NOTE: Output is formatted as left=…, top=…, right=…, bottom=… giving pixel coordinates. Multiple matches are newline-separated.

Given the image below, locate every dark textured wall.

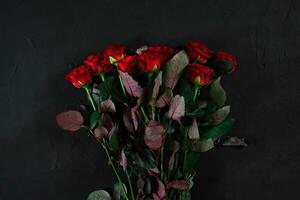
left=1, top=0, right=300, bottom=199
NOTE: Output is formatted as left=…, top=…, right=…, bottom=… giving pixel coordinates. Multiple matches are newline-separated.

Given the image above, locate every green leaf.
left=89, top=111, right=101, bottom=129
left=113, top=183, right=127, bottom=200
left=99, top=76, right=126, bottom=103
left=214, top=60, right=234, bottom=75
left=183, top=151, right=199, bottom=174
left=177, top=76, right=193, bottom=103
left=87, top=190, right=111, bottom=200
left=201, top=117, right=235, bottom=139
left=209, top=77, right=226, bottom=108
left=211, top=106, right=230, bottom=125
left=190, top=138, right=214, bottom=152
left=109, top=130, right=120, bottom=153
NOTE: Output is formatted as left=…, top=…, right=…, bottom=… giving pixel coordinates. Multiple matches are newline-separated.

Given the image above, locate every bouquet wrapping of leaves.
left=56, top=42, right=242, bottom=200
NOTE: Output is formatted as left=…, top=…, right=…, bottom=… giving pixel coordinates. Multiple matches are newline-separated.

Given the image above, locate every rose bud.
left=186, top=41, right=213, bottom=64
left=187, top=64, right=216, bottom=86
left=137, top=53, right=165, bottom=73
left=65, top=65, right=92, bottom=88
left=84, top=53, right=112, bottom=75
left=143, top=46, right=177, bottom=61
left=103, top=44, right=125, bottom=64
left=213, top=51, right=239, bottom=74
left=117, top=56, right=137, bottom=72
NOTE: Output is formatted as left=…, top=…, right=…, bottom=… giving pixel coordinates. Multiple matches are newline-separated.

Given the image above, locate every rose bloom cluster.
left=65, top=42, right=238, bottom=89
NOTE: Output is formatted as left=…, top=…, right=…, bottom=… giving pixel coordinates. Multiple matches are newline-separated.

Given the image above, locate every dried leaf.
left=56, top=111, right=84, bottom=131
left=100, top=99, right=116, bottom=113
left=188, top=119, right=199, bottom=139
left=168, top=95, right=185, bottom=122
left=119, top=148, right=127, bottom=171
left=215, top=136, right=248, bottom=147
left=118, top=70, right=143, bottom=97
left=156, top=88, right=173, bottom=108
left=94, top=126, right=108, bottom=139
left=131, top=109, right=139, bottom=131
left=163, top=51, right=189, bottom=89
left=167, top=180, right=189, bottom=190
left=211, top=106, right=230, bottom=125
left=144, top=121, right=165, bottom=150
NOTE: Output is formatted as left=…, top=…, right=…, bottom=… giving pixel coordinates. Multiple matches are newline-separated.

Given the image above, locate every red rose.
left=117, top=56, right=137, bottom=72
left=137, top=54, right=165, bottom=72
left=187, top=64, right=216, bottom=85
left=144, top=46, right=177, bottom=61
left=103, top=44, right=125, bottom=64
left=84, top=54, right=112, bottom=74
left=214, top=51, right=239, bottom=73
left=186, top=41, right=213, bottom=64
left=65, top=65, right=92, bottom=88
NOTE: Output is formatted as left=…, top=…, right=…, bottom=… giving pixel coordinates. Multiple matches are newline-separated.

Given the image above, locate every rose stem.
left=83, top=86, right=97, bottom=111
left=118, top=73, right=127, bottom=98
left=140, top=107, right=149, bottom=123
left=101, top=141, right=130, bottom=200
left=125, top=169, right=135, bottom=200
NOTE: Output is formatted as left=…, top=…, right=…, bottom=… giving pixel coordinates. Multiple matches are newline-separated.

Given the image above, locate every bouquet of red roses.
left=56, top=42, right=242, bottom=200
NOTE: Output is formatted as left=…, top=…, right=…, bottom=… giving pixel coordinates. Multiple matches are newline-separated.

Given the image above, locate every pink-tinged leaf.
left=188, top=119, right=199, bottom=139
left=56, top=111, right=84, bottom=131
left=168, top=95, right=185, bottom=122
left=152, top=72, right=162, bottom=99
left=156, top=178, right=166, bottom=199
left=100, top=99, right=116, bottom=113
left=163, top=51, right=189, bottom=89
left=123, top=108, right=134, bottom=133
left=167, top=180, right=189, bottom=190
left=136, top=45, right=148, bottom=55
left=156, top=89, right=173, bottom=108
left=168, top=141, right=180, bottom=173
left=101, top=113, right=113, bottom=131
left=152, top=193, right=160, bottom=200
left=119, top=148, right=127, bottom=171
left=131, top=109, right=139, bottom=131
left=94, top=126, right=108, bottom=139
left=144, top=121, right=165, bottom=150
left=118, top=70, right=143, bottom=97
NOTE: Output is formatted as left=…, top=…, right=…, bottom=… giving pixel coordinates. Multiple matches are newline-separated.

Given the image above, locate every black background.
left=1, top=0, right=300, bottom=199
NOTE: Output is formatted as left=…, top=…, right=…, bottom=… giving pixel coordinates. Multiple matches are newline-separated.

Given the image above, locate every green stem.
left=84, top=86, right=97, bottom=111
left=192, top=84, right=200, bottom=102
left=183, top=127, right=189, bottom=174
left=140, top=107, right=149, bottom=123
left=118, top=74, right=127, bottom=98
left=151, top=104, right=156, bottom=120
left=160, top=145, right=164, bottom=180
left=125, top=169, right=135, bottom=200
left=101, top=142, right=130, bottom=200
left=100, top=73, right=105, bottom=82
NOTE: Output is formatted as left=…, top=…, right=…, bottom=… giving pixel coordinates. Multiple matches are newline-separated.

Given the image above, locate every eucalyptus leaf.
left=89, top=111, right=101, bottom=129
left=87, top=190, right=111, bottom=200
left=191, top=139, right=214, bottom=152
left=163, top=50, right=189, bottom=89
left=211, top=105, right=230, bottom=125
left=201, top=117, right=235, bottom=139
left=209, top=77, right=226, bottom=108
